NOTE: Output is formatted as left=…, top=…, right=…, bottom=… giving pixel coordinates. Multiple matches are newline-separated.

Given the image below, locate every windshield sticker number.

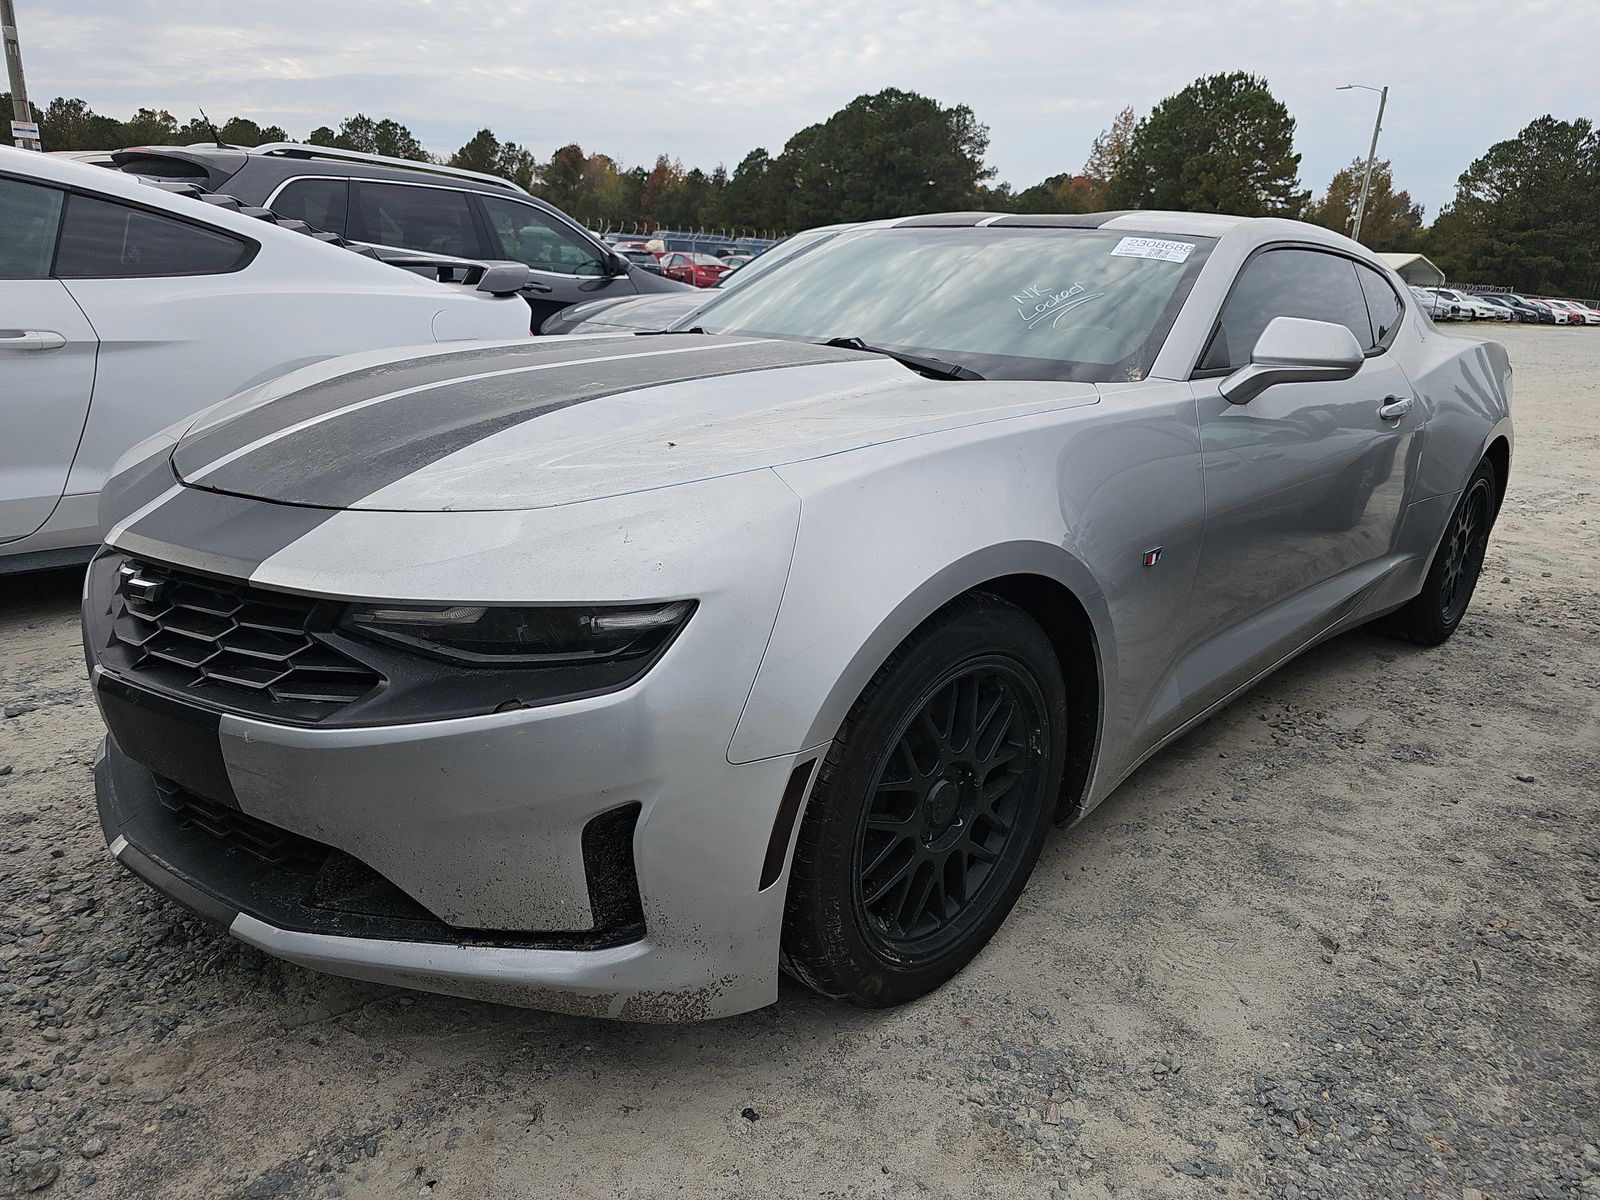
left=1110, top=236, right=1194, bottom=263
left=1014, top=283, right=1105, bottom=330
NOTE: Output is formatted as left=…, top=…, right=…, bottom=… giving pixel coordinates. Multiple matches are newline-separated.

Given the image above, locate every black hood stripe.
left=182, top=339, right=749, bottom=488
left=173, top=335, right=690, bottom=475
left=190, top=339, right=857, bottom=511
left=110, top=485, right=340, bottom=581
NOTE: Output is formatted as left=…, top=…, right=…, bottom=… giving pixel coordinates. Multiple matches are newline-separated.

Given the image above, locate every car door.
left=0, top=177, right=100, bottom=544
left=1181, top=247, right=1418, bottom=705
left=475, top=193, right=637, bottom=329
left=48, top=187, right=265, bottom=517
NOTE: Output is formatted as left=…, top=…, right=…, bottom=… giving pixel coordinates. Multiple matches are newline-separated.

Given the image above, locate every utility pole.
left=1337, top=83, right=1388, bottom=245
left=1, top=0, right=40, bottom=149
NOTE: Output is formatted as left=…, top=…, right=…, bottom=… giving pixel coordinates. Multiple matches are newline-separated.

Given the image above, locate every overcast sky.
left=19, top=1, right=1595, bottom=219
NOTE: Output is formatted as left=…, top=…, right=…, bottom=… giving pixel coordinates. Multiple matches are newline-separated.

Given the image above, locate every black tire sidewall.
left=1384, top=458, right=1499, bottom=646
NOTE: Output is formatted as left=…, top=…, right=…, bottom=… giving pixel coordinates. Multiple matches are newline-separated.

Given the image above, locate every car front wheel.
left=781, top=593, right=1068, bottom=1007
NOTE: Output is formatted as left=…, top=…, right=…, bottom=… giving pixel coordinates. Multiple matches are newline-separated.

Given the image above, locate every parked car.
left=1502, top=295, right=1555, bottom=325
left=0, top=145, right=530, bottom=574
left=1410, top=286, right=1458, bottom=321
left=541, top=225, right=850, bottom=335
left=1431, top=289, right=1499, bottom=321
left=1485, top=294, right=1549, bottom=323
left=1467, top=293, right=1514, bottom=320
left=89, top=209, right=1511, bottom=1020
left=1549, top=299, right=1600, bottom=325
left=1474, top=294, right=1532, bottom=322
left=1523, top=297, right=1572, bottom=324
left=656, top=249, right=732, bottom=286
left=104, top=142, right=690, bottom=329
left=659, top=251, right=733, bottom=288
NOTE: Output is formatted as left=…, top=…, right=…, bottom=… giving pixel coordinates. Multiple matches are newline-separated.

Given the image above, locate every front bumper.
left=93, top=696, right=807, bottom=1020
left=96, top=736, right=796, bottom=1020
left=85, top=472, right=820, bottom=1020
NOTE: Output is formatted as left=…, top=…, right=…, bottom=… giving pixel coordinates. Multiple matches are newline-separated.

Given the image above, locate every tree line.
left=10, top=79, right=1596, bottom=296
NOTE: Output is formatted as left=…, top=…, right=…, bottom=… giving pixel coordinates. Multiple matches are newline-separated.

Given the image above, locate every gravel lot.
left=1, top=324, right=1596, bottom=1200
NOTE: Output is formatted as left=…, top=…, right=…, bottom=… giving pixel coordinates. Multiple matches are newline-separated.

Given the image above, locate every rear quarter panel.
left=1398, top=319, right=1513, bottom=500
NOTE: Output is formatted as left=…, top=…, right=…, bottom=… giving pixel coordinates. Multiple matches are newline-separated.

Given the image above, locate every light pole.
left=0, top=0, right=39, bottom=149
left=1337, top=83, right=1388, bottom=245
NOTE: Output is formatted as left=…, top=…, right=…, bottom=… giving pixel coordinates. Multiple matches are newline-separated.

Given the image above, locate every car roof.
left=113, top=142, right=527, bottom=194
left=855, top=210, right=1382, bottom=256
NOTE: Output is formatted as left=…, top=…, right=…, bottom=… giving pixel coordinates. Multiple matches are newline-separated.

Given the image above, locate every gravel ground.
left=1, top=324, right=1596, bottom=1200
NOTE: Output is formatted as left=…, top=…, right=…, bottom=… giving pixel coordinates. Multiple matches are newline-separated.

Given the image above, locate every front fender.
left=727, top=534, right=1114, bottom=767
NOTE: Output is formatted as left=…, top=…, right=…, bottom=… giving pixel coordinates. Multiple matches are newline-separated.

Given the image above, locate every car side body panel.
left=734, top=382, right=1208, bottom=812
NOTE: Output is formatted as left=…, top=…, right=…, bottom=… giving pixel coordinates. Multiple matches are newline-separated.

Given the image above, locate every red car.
left=659, top=252, right=731, bottom=288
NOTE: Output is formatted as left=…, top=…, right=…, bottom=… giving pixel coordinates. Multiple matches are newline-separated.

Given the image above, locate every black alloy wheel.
left=855, top=658, right=1042, bottom=955
left=781, top=593, right=1068, bottom=1008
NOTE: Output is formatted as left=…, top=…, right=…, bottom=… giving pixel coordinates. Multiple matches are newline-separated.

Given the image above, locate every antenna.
left=197, top=106, right=223, bottom=147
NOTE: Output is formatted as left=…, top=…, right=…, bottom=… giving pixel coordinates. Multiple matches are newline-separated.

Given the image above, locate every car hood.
left=172, top=335, right=1098, bottom=512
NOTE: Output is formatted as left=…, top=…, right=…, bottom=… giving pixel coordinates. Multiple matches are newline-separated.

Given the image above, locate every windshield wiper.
left=821, top=336, right=984, bottom=381
left=638, top=326, right=706, bottom=335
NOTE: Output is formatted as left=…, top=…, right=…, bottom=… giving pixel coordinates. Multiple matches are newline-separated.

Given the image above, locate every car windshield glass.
left=711, top=229, right=836, bottom=291
left=692, top=226, right=1214, bottom=382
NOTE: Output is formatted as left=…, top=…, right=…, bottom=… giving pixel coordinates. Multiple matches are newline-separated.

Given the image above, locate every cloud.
left=15, top=0, right=1595, bottom=216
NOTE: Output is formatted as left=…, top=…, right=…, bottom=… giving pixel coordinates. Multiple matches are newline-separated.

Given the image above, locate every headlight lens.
left=341, top=600, right=696, bottom=666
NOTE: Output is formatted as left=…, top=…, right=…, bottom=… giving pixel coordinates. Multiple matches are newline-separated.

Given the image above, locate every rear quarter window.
left=1355, top=263, right=1403, bottom=347
left=54, top=194, right=254, bottom=278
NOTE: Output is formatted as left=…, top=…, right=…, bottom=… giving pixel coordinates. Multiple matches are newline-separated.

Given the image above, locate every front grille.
left=151, top=775, right=327, bottom=873
left=106, top=558, right=382, bottom=721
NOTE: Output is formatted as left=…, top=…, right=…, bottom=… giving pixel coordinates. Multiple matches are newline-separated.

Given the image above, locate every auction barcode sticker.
left=1110, top=237, right=1194, bottom=263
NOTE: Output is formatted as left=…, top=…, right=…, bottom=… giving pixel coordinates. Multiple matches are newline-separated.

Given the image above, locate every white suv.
left=0, top=147, right=531, bottom=573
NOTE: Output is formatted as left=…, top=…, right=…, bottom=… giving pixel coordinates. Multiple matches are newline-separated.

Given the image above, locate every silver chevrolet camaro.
left=84, top=211, right=1512, bottom=1021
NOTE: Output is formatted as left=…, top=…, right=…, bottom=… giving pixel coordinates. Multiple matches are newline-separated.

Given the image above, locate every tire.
left=1381, top=458, right=1498, bottom=646
left=780, top=592, right=1068, bottom=1007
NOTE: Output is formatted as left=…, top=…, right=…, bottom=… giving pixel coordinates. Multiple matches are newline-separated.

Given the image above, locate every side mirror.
left=472, top=261, right=532, bottom=296
left=607, top=252, right=632, bottom=277
left=1219, top=316, right=1365, bottom=406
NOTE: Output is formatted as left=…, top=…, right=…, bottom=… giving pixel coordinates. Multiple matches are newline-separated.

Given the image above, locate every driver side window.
left=1200, top=249, right=1374, bottom=373
left=478, top=197, right=605, bottom=276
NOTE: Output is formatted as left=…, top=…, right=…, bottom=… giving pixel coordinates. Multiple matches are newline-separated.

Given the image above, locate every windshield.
left=691, top=225, right=1214, bottom=382
left=713, top=227, right=839, bottom=291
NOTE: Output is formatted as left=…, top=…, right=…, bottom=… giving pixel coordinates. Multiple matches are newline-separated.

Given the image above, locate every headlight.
left=340, top=601, right=696, bottom=667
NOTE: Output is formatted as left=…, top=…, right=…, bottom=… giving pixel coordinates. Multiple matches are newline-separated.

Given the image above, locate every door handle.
left=0, top=330, right=67, bottom=352
left=1378, top=396, right=1413, bottom=422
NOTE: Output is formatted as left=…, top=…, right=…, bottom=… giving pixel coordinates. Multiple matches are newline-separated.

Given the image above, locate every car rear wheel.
left=780, top=593, right=1068, bottom=1007
left=1380, top=458, right=1498, bottom=646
